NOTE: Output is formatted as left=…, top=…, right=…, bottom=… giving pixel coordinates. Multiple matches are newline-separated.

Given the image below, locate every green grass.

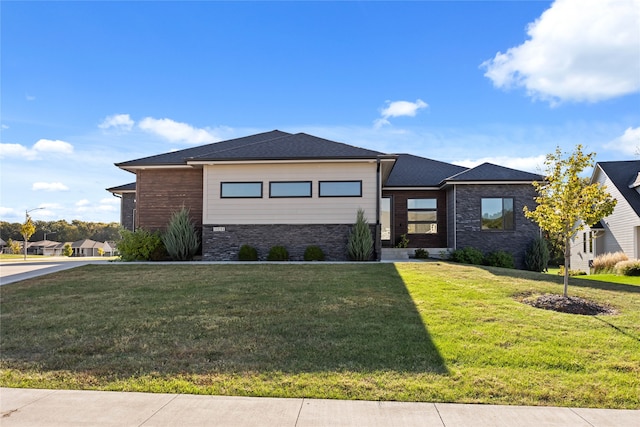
left=547, top=268, right=640, bottom=285
left=1, top=263, right=638, bottom=408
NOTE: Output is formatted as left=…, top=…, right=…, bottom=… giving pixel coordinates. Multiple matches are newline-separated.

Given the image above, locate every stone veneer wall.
left=202, top=224, right=376, bottom=261
left=454, top=184, right=539, bottom=269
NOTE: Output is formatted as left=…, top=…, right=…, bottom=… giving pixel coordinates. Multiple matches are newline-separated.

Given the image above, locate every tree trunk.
left=563, top=236, right=570, bottom=297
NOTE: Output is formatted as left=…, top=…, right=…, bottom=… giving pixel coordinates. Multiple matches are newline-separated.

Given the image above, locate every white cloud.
left=33, top=139, right=74, bottom=154
left=32, top=182, right=69, bottom=191
left=0, top=139, right=74, bottom=160
left=482, top=0, right=640, bottom=104
left=453, top=155, right=547, bottom=173
left=0, top=207, right=17, bottom=217
left=604, top=127, right=640, bottom=156
left=2, top=124, right=9, bottom=129
left=139, top=117, right=220, bottom=144
left=76, top=199, right=91, bottom=207
left=99, top=113, right=134, bottom=131
left=374, top=99, right=428, bottom=128
left=26, top=94, right=36, bottom=101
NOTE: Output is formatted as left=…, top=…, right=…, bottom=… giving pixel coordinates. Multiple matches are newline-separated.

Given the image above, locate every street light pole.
left=23, top=207, right=45, bottom=261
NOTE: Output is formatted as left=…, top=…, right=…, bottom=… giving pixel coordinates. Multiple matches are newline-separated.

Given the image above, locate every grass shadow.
left=0, top=264, right=448, bottom=379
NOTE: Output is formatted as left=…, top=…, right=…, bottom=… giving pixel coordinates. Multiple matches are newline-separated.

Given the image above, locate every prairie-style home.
left=108, top=130, right=542, bottom=266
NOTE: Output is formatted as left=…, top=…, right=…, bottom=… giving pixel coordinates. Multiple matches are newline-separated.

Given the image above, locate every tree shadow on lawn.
left=0, top=264, right=449, bottom=379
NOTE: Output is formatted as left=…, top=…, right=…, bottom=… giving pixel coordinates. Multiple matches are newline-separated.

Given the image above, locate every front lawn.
left=1, top=263, right=638, bottom=408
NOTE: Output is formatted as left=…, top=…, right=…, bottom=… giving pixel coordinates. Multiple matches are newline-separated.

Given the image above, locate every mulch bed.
left=519, top=293, right=617, bottom=315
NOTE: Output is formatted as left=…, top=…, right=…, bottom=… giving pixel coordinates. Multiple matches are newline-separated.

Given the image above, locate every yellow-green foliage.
left=593, top=251, right=628, bottom=274
left=615, top=259, right=640, bottom=276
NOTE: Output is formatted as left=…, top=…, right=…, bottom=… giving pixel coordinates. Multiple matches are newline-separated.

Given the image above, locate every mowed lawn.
left=1, top=263, right=638, bottom=409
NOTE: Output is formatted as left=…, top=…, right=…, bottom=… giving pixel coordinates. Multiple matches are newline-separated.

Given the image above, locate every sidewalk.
left=1, top=388, right=638, bottom=426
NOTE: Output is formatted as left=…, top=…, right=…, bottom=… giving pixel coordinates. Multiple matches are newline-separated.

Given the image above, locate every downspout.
left=375, top=157, right=381, bottom=261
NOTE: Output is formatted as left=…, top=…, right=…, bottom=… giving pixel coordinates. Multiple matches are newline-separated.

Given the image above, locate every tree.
left=6, top=238, right=21, bottom=254
left=21, top=215, right=36, bottom=260
left=347, top=208, right=373, bottom=261
left=523, top=145, right=616, bottom=297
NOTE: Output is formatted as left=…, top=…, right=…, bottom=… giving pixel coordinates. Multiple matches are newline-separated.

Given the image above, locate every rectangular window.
left=407, top=198, right=437, bottom=234
left=381, top=197, right=391, bottom=241
left=269, top=181, right=312, bottom=198
left=221, top=182, right=262, bottom=198
left=589, top=231, right=593, bottom=253
left=481, top=198, right=514, bottom=230
left=319, top=181, right=362, bottom=197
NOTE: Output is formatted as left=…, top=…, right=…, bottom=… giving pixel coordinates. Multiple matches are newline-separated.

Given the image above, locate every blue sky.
left=1, top=0, right=639, bottom=224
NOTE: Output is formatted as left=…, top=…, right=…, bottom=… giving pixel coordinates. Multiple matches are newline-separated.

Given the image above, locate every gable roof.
left=115, top=130, right=386, bottom=170
left=597, top=160, right=640, bottom=217
left=445, top=162, right=543, bottom=183
left=385, top=154, right=468, bottom=187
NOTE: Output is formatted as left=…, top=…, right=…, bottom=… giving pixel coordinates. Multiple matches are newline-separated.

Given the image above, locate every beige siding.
left=203, top=162, right=378, bottom=224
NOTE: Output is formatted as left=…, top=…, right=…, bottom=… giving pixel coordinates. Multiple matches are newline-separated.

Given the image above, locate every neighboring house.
left=27, top=240, right=61, bottom=256
left=47, top=239, right=113, bottom=257
left=570, top=160, right=640, bottom=273
left=109, top=130, right=543, bottom=266
left=106, top=182, right=136, bottom=231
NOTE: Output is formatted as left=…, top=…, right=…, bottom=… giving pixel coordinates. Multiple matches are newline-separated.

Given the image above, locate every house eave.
left=187, top=157, right=384, bottom=166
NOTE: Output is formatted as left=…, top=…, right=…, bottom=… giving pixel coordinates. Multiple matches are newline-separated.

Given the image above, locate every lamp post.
left=23, top=207, right=44, bottom=260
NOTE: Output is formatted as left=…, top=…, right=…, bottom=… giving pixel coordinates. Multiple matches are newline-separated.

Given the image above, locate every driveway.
left=0, top=258, right=109, bottom=286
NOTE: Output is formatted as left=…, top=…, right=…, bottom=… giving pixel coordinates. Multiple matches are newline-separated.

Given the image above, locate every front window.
left=381, top=197, right=391, bottom=241
left=221, top=182, right=263, bottom=198
left=481, top=198, right=514, bottom=230
left=319, top=181, right=362, bottom=197
left=269, top=181, right=312, bottom=198
left=407, top=198, right=437, bottom=234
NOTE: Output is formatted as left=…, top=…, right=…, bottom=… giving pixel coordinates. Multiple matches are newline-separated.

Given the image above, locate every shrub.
left=524, top=237, right=550, bottom=272
left=592, top=251, right=628, bottom=274
left=347, top=208, right=373, bottom=261
left=414, top=248, right=429, bottom=259
left=304, top=245, right=325, bottom=261
left=238, top=244, right=258, bottom=261
left=484, top=250, right=515, bottom=269
left=62, top=243, right=73, bottom=257
left=117, top=228, right=166, bottom=261
left=559, top=265, right=587, bottom=276
left=450, top=247, right=484, bottom=265
left=615, top=259, right=640, bottom=276
left=395, top=233, right=409, bottom=249
left=267, top=245, right=289, bottom=261
left=162, top=207, right=200, bottom=261
left=6, top=238, right=21, bottom=255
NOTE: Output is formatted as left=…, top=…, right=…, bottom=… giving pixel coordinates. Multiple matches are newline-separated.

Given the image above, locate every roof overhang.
left=115, top=164, right=197, bottom=173
left=187, top=157, right=386, bottom=166
left=383, top=186, right=441, bottom=191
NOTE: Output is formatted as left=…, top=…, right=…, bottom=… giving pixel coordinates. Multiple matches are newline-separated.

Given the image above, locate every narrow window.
left=407, top=198, right=437, bottom=234
left=583, top=232, right=587, bottom=253
left=481, top=198, right=515, bottom=230
left=381, top=197, right=392, bottom=241
left=319, top=181, right=362, bottom=197
left=221, top=182, right=263, bottom=198
left=270, top=181, right=312, bottom=198
left=589, top=231, right=593, bottom=253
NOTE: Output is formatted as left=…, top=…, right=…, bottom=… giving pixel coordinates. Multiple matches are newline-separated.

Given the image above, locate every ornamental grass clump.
left=347, top=208, right=373, bottom=261
left=162, top=207, right=200, bottom=261
left=592, top=251, right=628, bottom=274
left=615, top=259, right=640, bottom=276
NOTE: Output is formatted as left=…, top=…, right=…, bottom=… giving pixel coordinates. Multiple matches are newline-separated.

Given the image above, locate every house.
left=27, top=240, right=61, bottom=256
left=109, top=130, right=543, bottom=267
left=570, top=160, right=640, bottom=273
left=106, top=182, right=136, bottom=231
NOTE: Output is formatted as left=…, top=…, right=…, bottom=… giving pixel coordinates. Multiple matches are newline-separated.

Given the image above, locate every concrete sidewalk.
left=0, top=259, right=109, bottom=286
left=1, top=388, right=638, bottom=427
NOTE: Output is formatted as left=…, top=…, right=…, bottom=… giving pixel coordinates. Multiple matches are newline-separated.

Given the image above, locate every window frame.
left=220, top=182, right=263, bottom=199
left=407, top=198, right=438, bottom=235
left=269, top=181, right=313, bottom=198
left=481, top=197, right=515, bottom=231
left=318, top=180, right=362, bottom=197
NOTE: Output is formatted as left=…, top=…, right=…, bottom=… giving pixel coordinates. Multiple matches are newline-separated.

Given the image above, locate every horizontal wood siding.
left=136, top=168, right=203, bottom=231
left=597, top=169, right=640, bottom=256
left=204, top=162, right=377, bottom=224
left=381, top=189, right=448, bottom=248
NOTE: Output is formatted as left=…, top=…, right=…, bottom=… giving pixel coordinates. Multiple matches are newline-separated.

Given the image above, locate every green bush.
left=162, top=207, right=200, bottom=261
left=267, top=245, right=289, bottom=261
left=484, top=250, right=515, bottom=269
left=615, top=259, right=640, bottom=276
left=450, top=247, right=484, bottom=265
left=395, top=233, right=409, bottom=249
left=347, top=208, right=373, bottom=261
left=117, top=228, right=166, bottom=261
left=524, top=237, right=550, bottom=272
left=414, top=248, right=429, bottom=259
left=304, top=245, right=325, bottom=261
left=238, top=244, right=258, bottom=261
left=62, top=243, right=73, bottom=257
left=558, top=266, right=587, bottom=276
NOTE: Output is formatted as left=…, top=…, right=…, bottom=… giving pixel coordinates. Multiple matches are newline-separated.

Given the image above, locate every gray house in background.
left=108, top=130, right=542, bottom=266
left=571, top=160, right=640, bottom=273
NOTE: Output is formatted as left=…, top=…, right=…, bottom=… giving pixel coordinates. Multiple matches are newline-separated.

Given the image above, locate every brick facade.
left=453, top=184, right=539, bottom=268
left=202, top=224, right=376, bottom=261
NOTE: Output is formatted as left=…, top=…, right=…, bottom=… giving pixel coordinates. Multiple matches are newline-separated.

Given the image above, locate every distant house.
left=27, top=240, right=61, bottom=256
left=571, top=160, right=640, bottom=273
left=108, top=130, right=543, bottom=266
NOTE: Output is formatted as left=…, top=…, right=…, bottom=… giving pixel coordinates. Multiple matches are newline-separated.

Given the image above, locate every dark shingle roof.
left=445, top=163, right=543, bottom=182
left=385, top=154, right=468, bottom=187
left=598, top=160, right=640, bottom=217
left=115, top=130, right=291, bottom=168
left=106, top=182, right=136, bottom=193
left=115, top=130, right=384, bottom=168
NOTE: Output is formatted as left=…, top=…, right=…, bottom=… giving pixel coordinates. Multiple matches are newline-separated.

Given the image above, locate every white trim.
left=383, top=186, right=440, bottom=191
left=118, top=165, right=196, bottom=172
